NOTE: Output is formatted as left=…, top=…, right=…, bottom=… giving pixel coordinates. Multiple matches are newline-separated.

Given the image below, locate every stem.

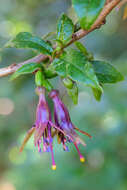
left=64, top=0, right=121, bottom=47
left=0, top=54, right=48, bottom=77
left=0, top=0, right=121, bottom=78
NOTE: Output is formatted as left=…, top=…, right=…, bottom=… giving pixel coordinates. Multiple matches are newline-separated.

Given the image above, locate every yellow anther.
left=80, top=157, right=85, bottom=163
left=52, top=165, right=56, bottom=170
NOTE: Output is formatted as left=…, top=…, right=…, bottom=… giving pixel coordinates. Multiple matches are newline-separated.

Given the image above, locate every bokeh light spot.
left=0, top=182, right=16, bottom=190
left=0, top=21, right=15, bottom=38
left=103, top=110, right=120, bottom=131
left=0, top=98, right=14, bottom=115
left=10, top=21, right=32, bottom=36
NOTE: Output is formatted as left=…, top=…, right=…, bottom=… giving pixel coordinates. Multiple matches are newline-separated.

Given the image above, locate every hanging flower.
left=20, top=87, right=57, bottom=170
left=20, top=87, right=92, bottom=169
left=49, top=89, right=92, bottom=163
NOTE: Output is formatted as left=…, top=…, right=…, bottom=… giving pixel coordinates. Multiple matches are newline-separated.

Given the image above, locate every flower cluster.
left=20, top=87, right=91, bottom=170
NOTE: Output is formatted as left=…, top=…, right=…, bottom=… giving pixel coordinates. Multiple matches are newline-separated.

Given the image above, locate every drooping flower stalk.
left=49, top=89, right=92, bottom=162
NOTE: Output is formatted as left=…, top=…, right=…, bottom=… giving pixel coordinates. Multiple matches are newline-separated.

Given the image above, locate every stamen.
left=43, top=144, right=46, bottom=152
left=62, top=138, right=69, bottom=151
left=50, top=143, right=56, bottom=170
left=19, top=127, right=35, bottom=152
left=52, top=165, right=56, bottom=170
left=43, top=138, right=48, bottom=152
left=38, top=140, right=41, bottom=153
left=74, top=127, right=92, bottom=138
left=49, top=121, right=73, bottom=141
left=74, top=143, right=85, bottom=163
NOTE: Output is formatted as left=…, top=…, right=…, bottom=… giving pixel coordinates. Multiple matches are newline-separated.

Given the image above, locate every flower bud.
left=62, top=77, right=74, bottom=89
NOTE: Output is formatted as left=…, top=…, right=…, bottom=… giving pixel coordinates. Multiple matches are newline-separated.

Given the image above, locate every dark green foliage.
left=91, top=60, right=124, bottom=84
left=51, top=49, right=102, bottom=92
left=72, top=0, right=105, bottom=29
left=10, top=62, right=42, bottom=80
left=57, top=13, right=74, bottom=44
left=6, top=32, right=53, bottom=55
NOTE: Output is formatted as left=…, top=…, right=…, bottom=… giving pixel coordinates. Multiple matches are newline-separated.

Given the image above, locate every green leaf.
left=57, top=13, right=74, bottom=44
left=92, top=87, right=102, bottom=101
left=50, top=58, right=67, bottom=77
left=75, top=41, right=94, bottom=61
left=42, top=31, right=56, bottom=40
left=51, top=49, right=102, bottom=91
left=6, top=32, right=53, bottom=55
left=75, top=41, right=89, bottom=56
left=72, top=0, right=105, bottom=29
left=91, top=61, right=124, bottom=84
left=67, top=82, right=78, bottom=104
left=10, top=62, right=42, bottom=80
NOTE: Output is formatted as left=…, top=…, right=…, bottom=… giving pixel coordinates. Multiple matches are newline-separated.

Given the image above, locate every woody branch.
left=0, top=0, right=121, bottom=78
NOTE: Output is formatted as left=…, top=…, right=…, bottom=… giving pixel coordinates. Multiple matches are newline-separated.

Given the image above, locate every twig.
left=0, top=0, right=121, bottom=78
left=106, top=0, right=113, bottom=5
left=0, top=54, right=48, bottom=77
left=65, top=0, right=121, bottom=47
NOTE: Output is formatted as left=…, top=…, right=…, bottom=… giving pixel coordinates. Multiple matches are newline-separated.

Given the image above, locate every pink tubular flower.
left=20, top=87, right=92, bottom=169
left=49, top=90, right=92, bottom=163
left=20, top=87, right=57, bottom=170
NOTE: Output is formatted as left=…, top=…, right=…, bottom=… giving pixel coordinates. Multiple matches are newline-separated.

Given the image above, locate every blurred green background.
left=0, top=0, right=127, bottom=190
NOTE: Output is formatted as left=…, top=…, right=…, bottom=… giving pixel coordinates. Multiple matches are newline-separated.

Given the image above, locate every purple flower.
left=49, top=90, right=92, bottom=162
left=20, top=87, right=57, bottom=170
left=20, top=87, right=92, bottom=169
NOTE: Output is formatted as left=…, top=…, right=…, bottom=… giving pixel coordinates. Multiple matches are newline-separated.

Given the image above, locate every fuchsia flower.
left=49, top=90, right=92, bottom=163
left=20, top=87, right=57, bottom=170
left=20, top=87, right=91, bottom=170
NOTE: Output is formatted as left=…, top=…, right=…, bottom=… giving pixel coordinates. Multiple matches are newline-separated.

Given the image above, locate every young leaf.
left=67, top=82, right=78, bottom=104
left=63, top=49, right=102, bottom=92
left=51, top=49, right=102, bottom=92
left=75, top=41, right=94, bottom=60
left=91, top=61, right=124, bottom=84
left=92, top=87, right=102, bottom=101
left=57, top=13, right=74, bottom=44
left=72, top=0, right=105, bottom=29
left=10, top=62, right=42, bottom=80
left=75, top=41, right=89, bottom=57
left=62, top=77, right=74, bottom=89
left=6, top=32, right=53, bottom=55
left=50, top=58, right=67, bottom=77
